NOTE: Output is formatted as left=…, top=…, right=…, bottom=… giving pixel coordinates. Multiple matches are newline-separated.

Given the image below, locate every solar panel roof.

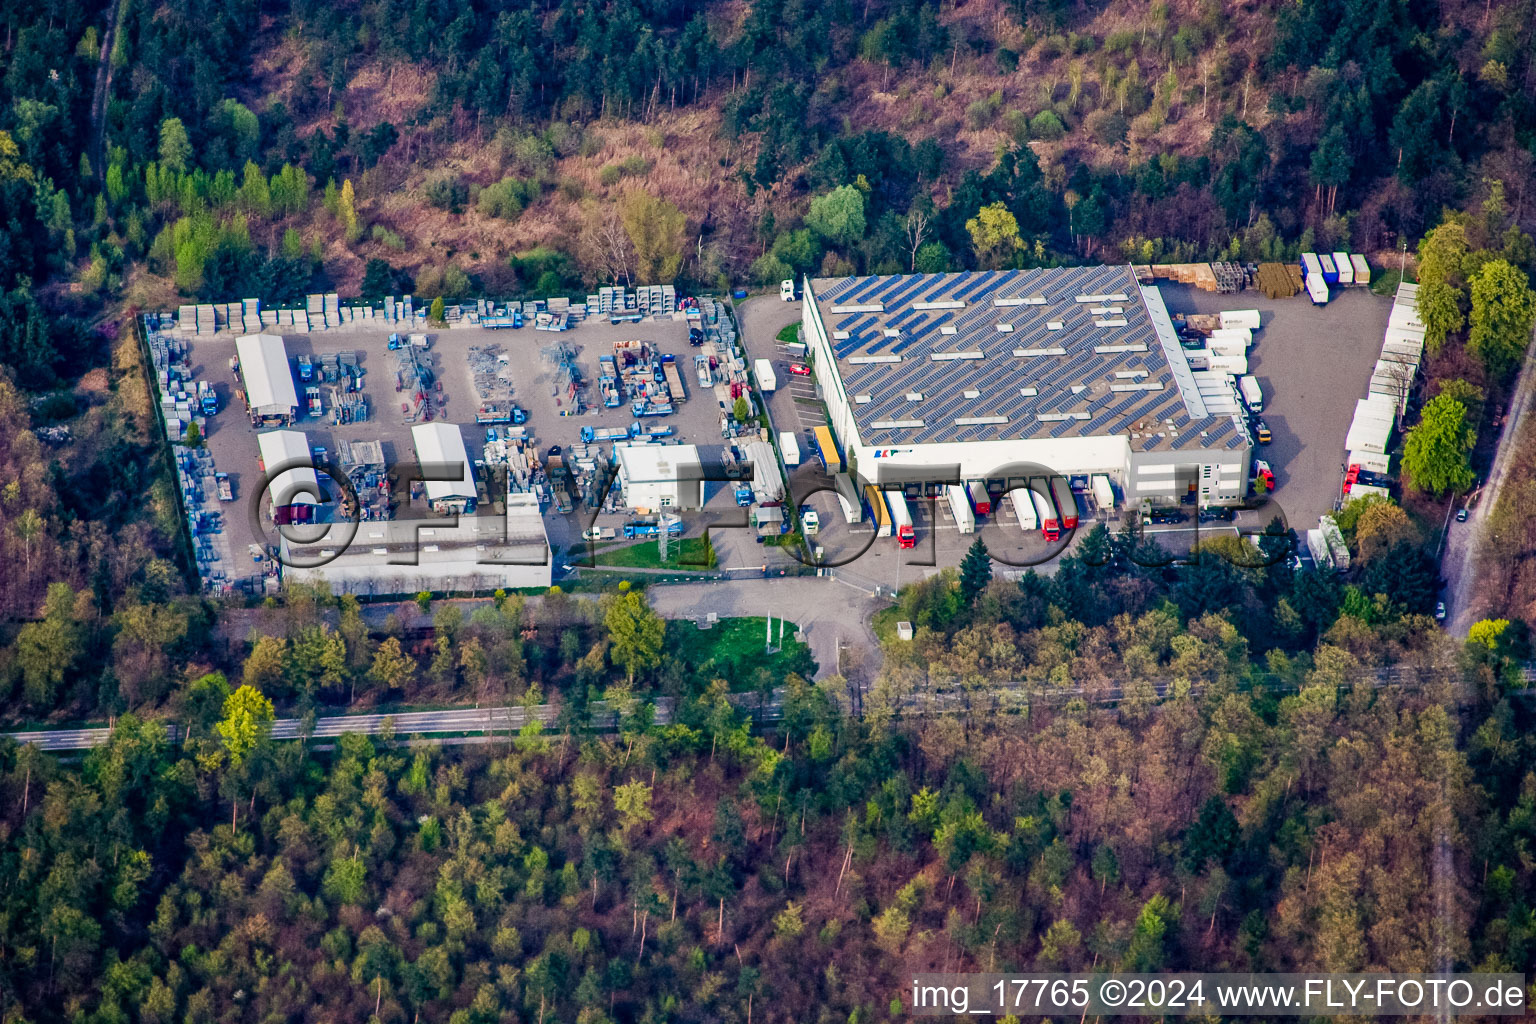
left=810, top=267, right=1243, bottom=453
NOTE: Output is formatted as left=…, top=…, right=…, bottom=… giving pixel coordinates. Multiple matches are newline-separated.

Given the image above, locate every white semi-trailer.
left=1009, top=488, right=1037, bottom=532
left=946, top=484, right=975, bottom=534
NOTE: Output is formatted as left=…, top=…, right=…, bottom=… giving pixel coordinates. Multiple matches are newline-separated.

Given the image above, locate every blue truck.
left=623, top=518, right=686, bottom=539
left=632, top=400, right=673, bottom=417
left=580, top=425, right=631, bottom=443
left=630, top=422, right=674, bottom=440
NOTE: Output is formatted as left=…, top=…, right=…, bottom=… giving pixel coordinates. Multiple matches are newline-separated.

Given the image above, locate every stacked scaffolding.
left=469, top=345, right=516, bottom=423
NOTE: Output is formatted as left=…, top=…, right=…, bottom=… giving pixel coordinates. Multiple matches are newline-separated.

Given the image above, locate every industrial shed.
left=256, top=429, right=320, bottom=524
left=412, top=423, right=477, bottom=515
left=235, top=334, right=299, bottom=425
left=280, top=492, right=552, bottom=595
left=800, top=267, right=1253, bottom=507
left=615, top=443, right=705, bottom=511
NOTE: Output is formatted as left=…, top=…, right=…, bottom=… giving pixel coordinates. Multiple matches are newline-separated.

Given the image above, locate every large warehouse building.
left=801, top=266, right=1254, bottom=507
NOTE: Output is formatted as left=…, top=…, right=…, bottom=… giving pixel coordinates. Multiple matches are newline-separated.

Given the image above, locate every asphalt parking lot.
left=1155, top=283, right=1393, bottom=533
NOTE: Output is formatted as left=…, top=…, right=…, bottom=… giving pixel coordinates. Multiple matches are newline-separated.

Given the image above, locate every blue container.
left=732, top=289, right=747, bottom=299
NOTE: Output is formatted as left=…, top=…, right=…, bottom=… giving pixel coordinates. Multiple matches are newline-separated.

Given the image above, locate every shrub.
left=619, top=155, right=653, bottom=176
left=1086, top=109, right=1129, bottom=145
left=1029, top=110, right=1068, bottom=140
left=965, top=90, right=1005, bottom=130
left=424, top=175, right=468, bottom=213
left=478, top=177, right=537, bottom=220
left=371, top=225, right=405, bottom=250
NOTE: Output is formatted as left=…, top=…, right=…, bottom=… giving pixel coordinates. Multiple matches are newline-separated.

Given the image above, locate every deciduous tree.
left=620, top=190, right=686, bottom=283
left=966, top=202, right=1022, bottom=269
left=1469, top=258, right=1536, bottom=381
left=1402, top=393, right=1475, bottom=495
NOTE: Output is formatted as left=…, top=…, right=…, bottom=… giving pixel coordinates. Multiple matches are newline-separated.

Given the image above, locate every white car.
left=780, top=279, right=797, bottom=301
left=1435, top=601, right=1447, bottom=621
left=801, top=508, right=820, bottom=535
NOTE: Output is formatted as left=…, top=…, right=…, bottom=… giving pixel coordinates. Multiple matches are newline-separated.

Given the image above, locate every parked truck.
left=580, top=425, right=630, bottom=443
left=1009, top=487, right=1037, bottom=532
left=1032, top=488, right=1059, bottom=541
left=632, top=400, right=674, bottom=418
left=754, top=358, right=778, bottom=392
left=888, top=491, right=916, bottom=548
left=661, top=356, right=687, bottom=403
left=1238, top=375, right=1264, bottom=413
left=1049, top=476, right=1079, bottom=530
left=215, top=472, right=233, bottom=502
left=630, top=422, right=674, bottom=440
left=1218, top=309, right=1261, bottom=331
left=967, top=480, right=992, bottom=516
left=624, top=518, right=685, bottom=539
left=297, top=354, right=314, bottom=382
left=198, top=381, right=218, bottom=416
left=946, top=484, right=975, bottom=534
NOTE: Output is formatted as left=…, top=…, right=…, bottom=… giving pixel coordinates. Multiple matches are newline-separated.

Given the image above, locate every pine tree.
left=959, top=536, right=992, bottom=605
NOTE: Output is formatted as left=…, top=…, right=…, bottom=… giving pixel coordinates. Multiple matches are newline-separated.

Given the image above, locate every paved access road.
left=1442, top=323, right=1536, bottom=635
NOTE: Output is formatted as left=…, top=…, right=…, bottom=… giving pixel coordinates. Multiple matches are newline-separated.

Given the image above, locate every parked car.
left=1147, top=509, right=1186, bottom=525
left=788, top=363, right=811, bottom=376
left=1435, top=601, right=1447, bottom=621
left=1456, top=507, right=1469, bottom=522
left=1198, top=507, right=1236, bottom=522
left=1254, top=419, right=1272, bottom=444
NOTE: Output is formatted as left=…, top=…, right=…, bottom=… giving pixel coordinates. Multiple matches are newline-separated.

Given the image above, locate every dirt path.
left=1443, top=327, right=1536, bottom=636
left=88, top=0, right=122, bottom=178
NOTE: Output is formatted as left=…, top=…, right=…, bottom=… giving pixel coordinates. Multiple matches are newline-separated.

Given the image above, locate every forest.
left=1, top=553, right=1536, bottom=1023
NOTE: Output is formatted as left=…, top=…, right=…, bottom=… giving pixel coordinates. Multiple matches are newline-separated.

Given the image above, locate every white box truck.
left=1238, top=375, right=1264, bottom=412
left=779, top=430, right=800, bottom=465
left=754, top=358, right=777, bottom=392
left=946, top=484, right=975, bottom=534
left=1219, top=309, right=1261, bottom=331
left=1207, top=352, right=1248, bottom=374
left=1210, top=327, right=1254, bottom=348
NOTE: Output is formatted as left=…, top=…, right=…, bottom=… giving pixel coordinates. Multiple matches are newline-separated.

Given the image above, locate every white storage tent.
left=236, top=334, right=298, bottom=421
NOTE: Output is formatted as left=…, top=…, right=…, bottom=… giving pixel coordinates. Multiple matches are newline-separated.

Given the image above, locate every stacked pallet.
left=1150, top=263, right=1222, bottom=291
left=1210, top=262, right=1248, bottom=293
left=1254, top=262, right=1299, bottom=298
